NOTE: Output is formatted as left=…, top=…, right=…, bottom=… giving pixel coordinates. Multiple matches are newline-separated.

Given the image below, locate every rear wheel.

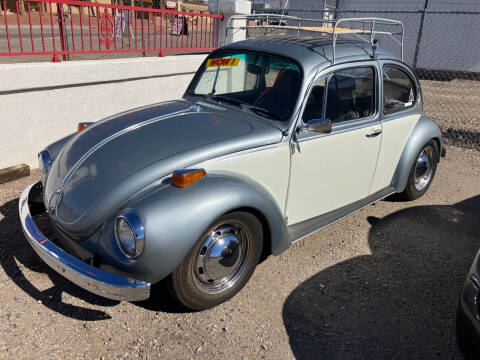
left=168, top=212, right=263, bottom=310
left=401, top=140, right=438, bottom=200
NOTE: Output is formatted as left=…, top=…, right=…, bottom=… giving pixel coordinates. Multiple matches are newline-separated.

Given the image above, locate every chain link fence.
left=255, top=4, right=480, bottom=150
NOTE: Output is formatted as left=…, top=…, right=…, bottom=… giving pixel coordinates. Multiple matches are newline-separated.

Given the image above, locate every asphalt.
left=0, top=145, right=479, bottom=359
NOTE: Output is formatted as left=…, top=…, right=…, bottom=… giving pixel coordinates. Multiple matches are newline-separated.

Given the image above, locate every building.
left=285, top=0, right=480, bottom=72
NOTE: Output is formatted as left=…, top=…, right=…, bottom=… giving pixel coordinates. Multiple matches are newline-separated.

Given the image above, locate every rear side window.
left=325, top=67, right=375, bottom=123
left=383, top=65, right=417, bottom=115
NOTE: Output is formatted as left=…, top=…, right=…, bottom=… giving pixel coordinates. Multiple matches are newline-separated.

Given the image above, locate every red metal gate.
left=0, top=0, right=222, bottom=61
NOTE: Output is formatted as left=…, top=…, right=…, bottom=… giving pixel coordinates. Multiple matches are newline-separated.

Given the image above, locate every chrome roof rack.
left=225, top=14, right=404, bottom=64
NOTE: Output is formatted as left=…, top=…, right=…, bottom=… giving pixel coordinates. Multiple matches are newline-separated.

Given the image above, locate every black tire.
left=168, top=212, right=263, bottom=311
left=400, top=140, right=438, bottom=201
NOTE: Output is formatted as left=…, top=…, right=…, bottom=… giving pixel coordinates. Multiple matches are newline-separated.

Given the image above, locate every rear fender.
left=391, top=115, right=442, bottom=192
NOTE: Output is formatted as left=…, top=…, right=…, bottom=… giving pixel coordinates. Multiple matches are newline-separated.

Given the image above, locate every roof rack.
left=225, top=15, right=404, bottom=64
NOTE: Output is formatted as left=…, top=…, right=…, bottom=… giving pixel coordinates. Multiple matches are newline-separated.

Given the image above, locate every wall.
left=0, top=55, right=207, bottom=168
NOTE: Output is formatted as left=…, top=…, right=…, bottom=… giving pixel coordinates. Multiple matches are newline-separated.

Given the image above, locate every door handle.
left=366, top=129, right=382, bottom=138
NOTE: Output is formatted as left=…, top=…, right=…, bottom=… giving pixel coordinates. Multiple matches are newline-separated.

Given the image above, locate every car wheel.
left=168, top=212, right=263, bottom=310
left=401, top=140, right=438, bottom=200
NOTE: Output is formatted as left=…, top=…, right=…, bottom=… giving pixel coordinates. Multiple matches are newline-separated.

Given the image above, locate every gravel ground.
left=421, top=79, right=480, bottom=150
left=0, top=145, right=479, bottom=359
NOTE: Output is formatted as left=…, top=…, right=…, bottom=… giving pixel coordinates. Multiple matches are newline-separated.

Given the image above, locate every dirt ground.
left=0, top=145, right=479, bottom=359
left=421, top=79, right=480, bottom=135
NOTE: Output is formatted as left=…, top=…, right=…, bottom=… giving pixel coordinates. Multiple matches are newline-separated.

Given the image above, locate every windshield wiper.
left=245, top=105, right=284, bottom=121
left=196, top=94, right=284, bottom=121
left=210, top=95, right=244, bottom=108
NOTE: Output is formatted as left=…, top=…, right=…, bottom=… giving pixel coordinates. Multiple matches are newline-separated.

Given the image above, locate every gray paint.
left=95, top=174, right=288, bottom=283
left=35, top=37, right=443, bottom=286
left=220, top=36, right=396, bottom=78
left=44, top=134, right=75, bottom=162
left=390, top=115, right=442, bottom=192
left=45, top=99, right=283, bottom=236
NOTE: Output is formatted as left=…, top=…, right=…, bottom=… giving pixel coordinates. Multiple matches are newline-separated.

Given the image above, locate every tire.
left=168, top=212, right=263, bottom=311
left=400, top=140, right=438, bottom=201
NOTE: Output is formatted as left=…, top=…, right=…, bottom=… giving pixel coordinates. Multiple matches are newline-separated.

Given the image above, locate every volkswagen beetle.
left=19, top=32, right=445, bottom=310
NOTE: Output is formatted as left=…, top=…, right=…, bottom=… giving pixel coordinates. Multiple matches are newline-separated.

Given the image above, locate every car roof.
left=218, top=35, right=397, bottom=76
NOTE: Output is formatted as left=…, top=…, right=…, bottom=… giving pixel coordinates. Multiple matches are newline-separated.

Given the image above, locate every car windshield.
left=187, top=51, right=302, bottom=121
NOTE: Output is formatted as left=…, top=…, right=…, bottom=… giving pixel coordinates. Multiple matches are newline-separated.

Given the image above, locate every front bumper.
left=19, top=182, right=150, bottom=301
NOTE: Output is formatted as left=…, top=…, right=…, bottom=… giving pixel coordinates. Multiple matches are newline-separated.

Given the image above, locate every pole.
left=57, top=3, right=68, bottom=61
left=141, top=0, right=145, bottom=56
left=413, top=0, right=429, bottom=68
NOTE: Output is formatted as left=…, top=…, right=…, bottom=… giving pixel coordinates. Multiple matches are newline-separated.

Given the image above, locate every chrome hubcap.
left=414, top=146, right=434, bottom=191
left=193, top=222, right=250, bottom=294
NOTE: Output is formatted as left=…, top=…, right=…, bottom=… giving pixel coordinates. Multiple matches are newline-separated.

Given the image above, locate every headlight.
left=115, top=211, right=145, bottom=259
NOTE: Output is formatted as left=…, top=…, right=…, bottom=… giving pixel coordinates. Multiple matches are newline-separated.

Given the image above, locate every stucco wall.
left=0, top=55, right=207, bottom=169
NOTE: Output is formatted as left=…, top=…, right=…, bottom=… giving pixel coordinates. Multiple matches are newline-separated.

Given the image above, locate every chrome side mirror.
left=307, top=118, right=332, bottom=134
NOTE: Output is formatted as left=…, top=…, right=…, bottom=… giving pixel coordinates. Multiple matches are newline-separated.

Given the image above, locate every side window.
left=383, top=65, right=417, bottom=115
left=325, top=67, right=375, bottom=123
left=302, top=78, right=326, bottom=122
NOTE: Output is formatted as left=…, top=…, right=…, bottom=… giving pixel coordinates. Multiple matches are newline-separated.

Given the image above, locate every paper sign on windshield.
left=206, top=58, right=241, bottom=67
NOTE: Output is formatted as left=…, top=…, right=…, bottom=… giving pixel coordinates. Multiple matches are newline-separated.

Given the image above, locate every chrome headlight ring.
left=115, top=211, right=145, bottom=259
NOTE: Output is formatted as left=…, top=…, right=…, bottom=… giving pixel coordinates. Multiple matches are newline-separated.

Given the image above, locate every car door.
left=369, top=62, right=422, bottom=194
left=286, top=64, right=382, bottom=226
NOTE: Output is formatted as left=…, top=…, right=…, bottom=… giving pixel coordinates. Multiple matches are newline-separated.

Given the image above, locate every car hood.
left=44, top=99, right=283, bottom=235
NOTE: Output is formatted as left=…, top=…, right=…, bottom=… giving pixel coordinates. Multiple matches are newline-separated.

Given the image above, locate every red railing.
left=0, top=0, right=222, bottom=61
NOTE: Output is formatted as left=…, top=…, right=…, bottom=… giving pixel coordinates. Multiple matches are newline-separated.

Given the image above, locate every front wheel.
left=401, top=140, right=438, bottom=200
left=168, top=212, right=263, bottom=310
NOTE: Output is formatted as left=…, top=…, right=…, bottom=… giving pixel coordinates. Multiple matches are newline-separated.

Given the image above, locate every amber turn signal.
left=171, top=169, right=206, bottom=188
left=77, top=122, right=93, bottom=132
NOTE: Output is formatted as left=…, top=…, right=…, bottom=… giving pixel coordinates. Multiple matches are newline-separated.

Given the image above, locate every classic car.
left=457, top=248, right=480, bottom=359
left=19, top=18, right=445, bottom=310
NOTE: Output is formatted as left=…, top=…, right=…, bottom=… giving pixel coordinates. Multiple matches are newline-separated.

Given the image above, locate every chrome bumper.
left=19, top=182, right=150, bottom=302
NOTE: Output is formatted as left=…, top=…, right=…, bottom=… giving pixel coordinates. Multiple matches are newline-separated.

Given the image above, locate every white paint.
left=286, top=124, right=382, bottom=225
left=369, top=114, right=420, bottom=193
left=202, top=144, right=290, bottom=212
left=0, top=55, right=207, bottom=169
left=210, top=0, right=251, bottom=44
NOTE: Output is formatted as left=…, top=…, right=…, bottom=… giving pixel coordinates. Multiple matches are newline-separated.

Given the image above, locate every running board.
left=288, top=186, right=396, bottom=244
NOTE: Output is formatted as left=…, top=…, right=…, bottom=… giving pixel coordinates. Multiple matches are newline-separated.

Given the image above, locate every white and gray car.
left=19, top=28, right=445, bottom=310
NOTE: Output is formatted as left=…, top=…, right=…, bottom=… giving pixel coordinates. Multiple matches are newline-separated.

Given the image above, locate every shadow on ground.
left=283, top=196, right=480, bottom=359
left=0, top=197, right=189, bottom=319
left=0, top=198, right=118, bottom=320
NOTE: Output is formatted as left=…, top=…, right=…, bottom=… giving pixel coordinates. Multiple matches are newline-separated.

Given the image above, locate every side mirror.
left=307, top=118, right=332, bottom=134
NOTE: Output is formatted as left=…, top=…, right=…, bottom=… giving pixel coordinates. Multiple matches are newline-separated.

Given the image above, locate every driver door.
left=286, top=65, right=382, bottom=225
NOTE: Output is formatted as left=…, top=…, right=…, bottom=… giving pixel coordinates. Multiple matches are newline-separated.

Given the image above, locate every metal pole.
left=216, top=0, right=220, bottom=46
left=141, top=0, right=145, bottom=56
left=413, top=0, right=429, bottom=68
left=57, top=4, right=68, bottom=61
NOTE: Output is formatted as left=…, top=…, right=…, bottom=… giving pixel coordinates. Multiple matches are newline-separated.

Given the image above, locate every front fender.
left=44, top=133, right=75, bottom=161
left=391, top=115, right=442, bottom=192
left=96, top=173, right=288, bottom=284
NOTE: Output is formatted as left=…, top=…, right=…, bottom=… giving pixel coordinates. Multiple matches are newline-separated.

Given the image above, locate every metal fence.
left=0, top=0, right=222, bottom=61
left=250, top=7, right=480, bottom=150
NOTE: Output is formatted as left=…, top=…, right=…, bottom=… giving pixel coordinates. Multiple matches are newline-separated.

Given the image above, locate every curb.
left=0, top=164, right=30, bottom=185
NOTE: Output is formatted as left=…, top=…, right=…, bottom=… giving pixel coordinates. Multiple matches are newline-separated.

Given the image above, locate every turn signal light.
left=171, top=169, right=206, bottom=188
left=77, top=122, right=93, bottom=132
